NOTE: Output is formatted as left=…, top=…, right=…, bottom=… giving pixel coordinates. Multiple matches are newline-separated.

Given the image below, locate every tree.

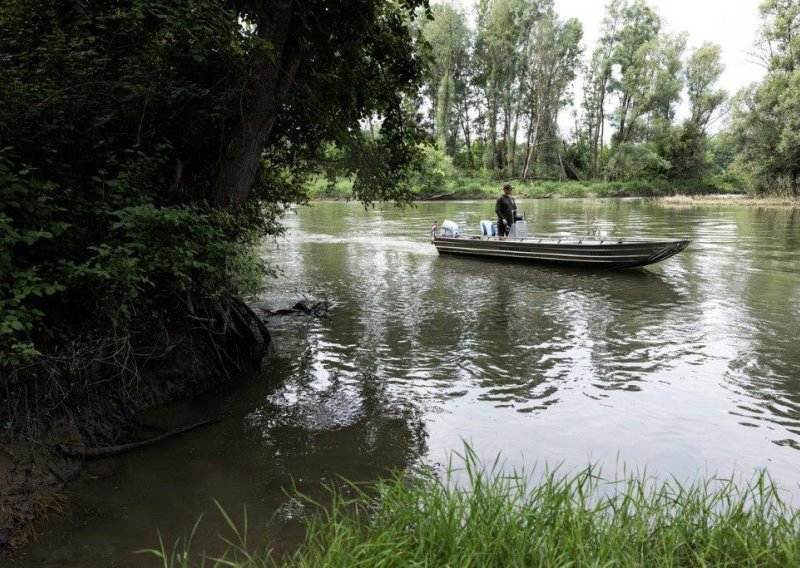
left=572, top=0, right=697, bottom=182
left=213, top=0, right=430, bottom=210
left=685, top=43, right=727, bottom=131
left=520, top=13, right=583, bottom=179
left=660, top=43, right=726, bottom=181
left=731, top=0, right=800, bottom=195
left=0, top=0, right=430, bottom=365
left=474, top=0, right=542, bottom=175
left=422, top=3, right=471, bottom=156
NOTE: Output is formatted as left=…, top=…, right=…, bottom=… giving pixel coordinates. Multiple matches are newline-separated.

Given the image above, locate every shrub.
left=605, top=143, right=672, bottom=182
left=0, top=155, right=67, bottom=365
left=410, top=144, right=456, bottom=195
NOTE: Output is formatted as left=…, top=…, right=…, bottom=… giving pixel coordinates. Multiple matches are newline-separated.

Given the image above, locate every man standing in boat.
left=495, top=183, right=516, bottom=237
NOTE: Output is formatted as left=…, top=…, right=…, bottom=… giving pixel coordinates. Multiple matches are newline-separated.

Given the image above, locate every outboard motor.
left=510, top=220, right=528, bottom=238
left=440, top=220, right=460, bottom=238
left=509, top=210, right=528, bottom=238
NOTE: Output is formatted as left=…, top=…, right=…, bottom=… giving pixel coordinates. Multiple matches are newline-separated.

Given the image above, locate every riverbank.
left=307, top=176, right=739, bottom=201
left=0, top=301, right=269, bottom=556
left=148, top=448, right=800, bottom=567
left=660, top=194, right=800, bottom=207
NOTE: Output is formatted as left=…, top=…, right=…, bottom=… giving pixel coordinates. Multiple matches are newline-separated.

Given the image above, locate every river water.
left=18, top=199, right=800, bottom=566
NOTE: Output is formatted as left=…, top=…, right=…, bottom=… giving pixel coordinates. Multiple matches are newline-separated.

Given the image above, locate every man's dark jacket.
left=495, top=194, right=516, bottom=229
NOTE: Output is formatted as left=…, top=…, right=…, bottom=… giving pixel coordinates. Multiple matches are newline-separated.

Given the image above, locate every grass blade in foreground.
left=146, top=446, right=800, bottom=567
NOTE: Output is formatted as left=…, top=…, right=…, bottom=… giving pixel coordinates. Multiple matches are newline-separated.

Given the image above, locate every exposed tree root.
left=56, top=417, right=220, bottom=460
left=1, top=295, right=270, bottom=556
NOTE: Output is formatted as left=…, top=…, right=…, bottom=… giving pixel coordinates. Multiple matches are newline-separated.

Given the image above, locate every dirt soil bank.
left=0, top=310, right=268, bottom=556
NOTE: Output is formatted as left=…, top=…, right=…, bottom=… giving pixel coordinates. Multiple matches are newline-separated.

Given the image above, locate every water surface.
left=18, top=199, right=800, bottom=566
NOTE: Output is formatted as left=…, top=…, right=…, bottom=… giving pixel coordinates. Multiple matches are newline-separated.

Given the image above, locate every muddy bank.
left=0, top=302, right=269, bottom=556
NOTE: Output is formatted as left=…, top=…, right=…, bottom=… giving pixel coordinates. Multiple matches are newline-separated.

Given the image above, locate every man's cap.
left=503, top=183, right=512, bottom=192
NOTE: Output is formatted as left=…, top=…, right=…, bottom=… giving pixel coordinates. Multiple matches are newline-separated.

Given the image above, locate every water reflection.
left=17, top=199, right=800, bottom=566
left=269, top=200, right=800, bottom=486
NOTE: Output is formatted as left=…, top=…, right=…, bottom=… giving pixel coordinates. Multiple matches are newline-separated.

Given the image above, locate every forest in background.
left=313, top=0, right=800, bottom=199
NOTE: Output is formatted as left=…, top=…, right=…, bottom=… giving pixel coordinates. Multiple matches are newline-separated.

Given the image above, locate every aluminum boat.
left=432, top=220, right=690, bottom=269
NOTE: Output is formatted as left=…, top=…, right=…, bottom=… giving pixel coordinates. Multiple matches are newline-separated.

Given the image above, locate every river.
left=17, top=198, right=800, bottom=566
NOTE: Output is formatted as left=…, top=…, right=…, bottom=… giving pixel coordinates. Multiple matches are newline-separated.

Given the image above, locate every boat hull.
left=432, top=235, right=690, bottom=268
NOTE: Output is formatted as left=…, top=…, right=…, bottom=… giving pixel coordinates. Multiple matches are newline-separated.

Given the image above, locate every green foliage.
left=0, top=155, right=67, bottom=366
left=729, top=0, right=800, bottom=196
left=410, top=144, right=456, bottom=195
left=439, top=0, right=731, bottom=185
left=148, top=447, right=800, bottom=567
left=0, top=1, right=261, bottom=368
left=710, top=0, right=800, bottom=196
left=0, top=0, right=430, bottom=371
left=423, top=3, right=471, bottom=155
left=685, top=43, right=727, bottom=128
left=653, top=122, right=714, bottom=181
left=266, top=0, right=429, bottom=206
left=0, top=151, right=268, bottom=368
left=707, top=168, right=749, bottom=194
left=605, top=143, right=672, bottom=182
left=81, top=205, right=267, bottom=322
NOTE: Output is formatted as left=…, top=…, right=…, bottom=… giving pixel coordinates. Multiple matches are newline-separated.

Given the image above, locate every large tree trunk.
left=521, top=104, right=536, bottom=180
left=598, top=103, right=605, bottom=179
left=211, top=0, right=301, bottom=210
left=460, top=100, right=473, bottom=171
left=591, top=77, right=607, bottom=179
left=617, top=93, right=629, bottom=145
left=486, top=75, right=498, bottom=172
left=509, top=110, right=520, bottom=178
left=502, top=92, right=511, bottom=174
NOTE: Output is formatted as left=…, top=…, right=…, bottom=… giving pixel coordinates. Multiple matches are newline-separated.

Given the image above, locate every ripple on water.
left=24, top=200, right=800, bottom=568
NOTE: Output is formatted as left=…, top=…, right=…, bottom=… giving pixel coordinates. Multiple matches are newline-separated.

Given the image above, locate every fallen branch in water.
left=263, top=297, right=331, bottom=318
left=57, top=417, right=220, bottom=460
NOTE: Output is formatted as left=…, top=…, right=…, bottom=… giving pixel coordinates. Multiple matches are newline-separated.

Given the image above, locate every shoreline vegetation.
left=307, top=177, right=800, bottom=205
left=148, top=447, right=800, bottom=567
left=0, top=308, right=268, bottom=553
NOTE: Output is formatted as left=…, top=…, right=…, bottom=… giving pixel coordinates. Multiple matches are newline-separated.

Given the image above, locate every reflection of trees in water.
left=271, top=201, right=800, bottom=448
left=663, top=205, right=800, bottom=447
left=245, top=353, right=428, bottom=482
left=247, top=236, right=434, bottom=480
left=785, top=208, right=798, bottom=248
left=236, top=342, right=427, bottom=559
left=584, top=270, right=697, bottom=392
left=722, top=214, right=800, bottom=445
left=426, top=257, right=691, bottom=410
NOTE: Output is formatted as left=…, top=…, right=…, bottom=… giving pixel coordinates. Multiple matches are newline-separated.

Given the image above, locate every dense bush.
left=0, top=150, right=267, bottom=368
left=410, top=144, right=456, bottom=195
left=0, top=155, right=68, bottom=365
left=604, top=143, right=672, bottom=182
left=0, top=0, right=427, bottom=371
left=0, top=2, right=264, bottom=368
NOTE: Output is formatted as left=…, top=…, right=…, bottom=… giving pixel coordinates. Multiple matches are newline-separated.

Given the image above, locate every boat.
left=431, top=219, right=690, bottom=269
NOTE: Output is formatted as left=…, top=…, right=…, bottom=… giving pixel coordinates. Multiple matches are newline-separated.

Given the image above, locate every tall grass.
left=144, top=446, right=800, bottom=567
